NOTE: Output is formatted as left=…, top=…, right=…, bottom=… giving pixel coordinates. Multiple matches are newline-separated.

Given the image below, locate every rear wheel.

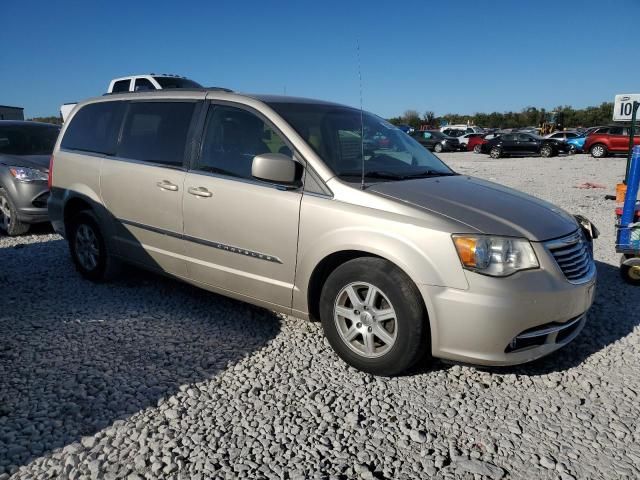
left=540, top=145, right=554, bottom=157
left=319, top=257, right=429, bottom=376
left=568, top=144, right=577, bottom=155
left=489, top=147, right=502, bottom=159
left=68, top=210, right=120, bottom=282
left=0, top=188, right=29, bottom=236
left=473, top=144, right=482, bottom=154
left=591, top=143, right=608, bottom=158
left=434, top=143, right=443, bottom=153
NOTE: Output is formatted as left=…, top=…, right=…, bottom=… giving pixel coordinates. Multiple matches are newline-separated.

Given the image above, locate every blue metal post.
left=619, top=145, right=640, bottom=248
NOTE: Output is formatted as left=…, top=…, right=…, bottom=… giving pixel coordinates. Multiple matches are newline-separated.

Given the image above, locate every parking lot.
left=1, top=152, right=639, bottom=479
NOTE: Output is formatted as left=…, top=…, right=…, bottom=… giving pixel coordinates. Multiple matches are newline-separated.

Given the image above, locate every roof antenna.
left=356, top=41, right=367, bottom=190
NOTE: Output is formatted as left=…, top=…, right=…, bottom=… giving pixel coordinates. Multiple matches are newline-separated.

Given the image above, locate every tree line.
left=388, top=102, right=614, bottom=129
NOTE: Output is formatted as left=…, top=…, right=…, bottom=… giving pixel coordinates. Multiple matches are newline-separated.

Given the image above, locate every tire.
left=489, top=147, right=502, bottom=159
left=473, top=144, right=482, bottom=154
left=568, top=145, right=577, bottom=155
left=620, top=264, right=640, bottom=286
left=540, top=145, right=554, bottom=157
left=434, top=143, right=443, bottom=153
left=68, top=210, right=120, bottom=282
left=0, top=188, right=29, bottom=236
left=590, top=143, right=608, bottom=158
left=319, top=257, right=429, bottom=376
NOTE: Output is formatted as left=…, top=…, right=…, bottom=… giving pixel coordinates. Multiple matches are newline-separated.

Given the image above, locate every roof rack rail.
left=103, top=86, right=234, bottom=96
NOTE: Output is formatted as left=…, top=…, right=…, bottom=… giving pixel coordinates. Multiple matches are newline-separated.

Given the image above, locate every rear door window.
left=61, top=102, right=125, bottom=155
left=609, top=126, right=624, bottom=135
left=117, top=102, right=196, bottom=167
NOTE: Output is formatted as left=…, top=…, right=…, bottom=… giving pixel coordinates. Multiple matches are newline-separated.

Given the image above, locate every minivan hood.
left=0, top=154, right=50, bottom=171
left=368, top=175, right=578, bottom=241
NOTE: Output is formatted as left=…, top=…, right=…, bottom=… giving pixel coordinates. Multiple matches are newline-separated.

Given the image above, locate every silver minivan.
left=48, top=89, right=597, bottom=375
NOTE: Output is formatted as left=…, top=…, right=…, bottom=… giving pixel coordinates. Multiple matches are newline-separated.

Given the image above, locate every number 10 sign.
left=614, top=94, right=640, bottom=121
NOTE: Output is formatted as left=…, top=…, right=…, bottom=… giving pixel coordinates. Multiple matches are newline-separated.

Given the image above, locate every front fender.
left=292, top=196, right=469, bottom=315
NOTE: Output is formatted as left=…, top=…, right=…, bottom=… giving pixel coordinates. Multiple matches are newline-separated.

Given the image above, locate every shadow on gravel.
left=0, top=238, right=281, bottom=472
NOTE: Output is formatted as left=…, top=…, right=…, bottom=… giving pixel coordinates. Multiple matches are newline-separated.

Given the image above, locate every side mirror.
left=252, top=153, right=302, bottom=186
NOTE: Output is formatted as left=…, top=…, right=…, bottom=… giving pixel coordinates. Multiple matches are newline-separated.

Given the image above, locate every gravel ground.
left=1, top=152, right=639, bottom=479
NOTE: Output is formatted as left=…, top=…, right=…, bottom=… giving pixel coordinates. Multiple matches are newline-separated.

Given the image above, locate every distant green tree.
left=28, top=116, right=62, bottom=125
left=398, top=102, right=614, bottom=129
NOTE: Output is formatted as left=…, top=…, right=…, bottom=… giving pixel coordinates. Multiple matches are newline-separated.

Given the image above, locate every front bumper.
left=421, top=257, right=596, bottom=366
left=5, top=179, right=50, bottom=224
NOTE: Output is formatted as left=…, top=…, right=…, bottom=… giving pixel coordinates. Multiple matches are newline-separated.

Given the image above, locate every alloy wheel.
left=333, top=282, right=398, bottom=358
left=592, top=145, right=605, bottom=157
left=75, top=224, right=100, bottom=271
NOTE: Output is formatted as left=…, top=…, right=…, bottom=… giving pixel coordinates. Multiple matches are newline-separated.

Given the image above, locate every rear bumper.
left=421, top=266, right=596, bottom=366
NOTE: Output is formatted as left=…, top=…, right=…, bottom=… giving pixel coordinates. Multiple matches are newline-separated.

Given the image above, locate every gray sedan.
left=0, top=121, right=59, bottom=235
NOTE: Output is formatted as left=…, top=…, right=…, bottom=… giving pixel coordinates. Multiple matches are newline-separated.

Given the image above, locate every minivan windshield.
left=0, top=123, right=60, bottom=155
left=267, top=102, right=455, bottom=181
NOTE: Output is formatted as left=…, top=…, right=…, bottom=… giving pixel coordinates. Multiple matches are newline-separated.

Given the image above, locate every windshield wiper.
left=401, top=170, right=458, bottom=178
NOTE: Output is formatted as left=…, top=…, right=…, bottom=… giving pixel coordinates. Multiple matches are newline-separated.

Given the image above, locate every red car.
left=584, top=126, right=640, bottom=158
left=467, top=133, right=501, bottom=153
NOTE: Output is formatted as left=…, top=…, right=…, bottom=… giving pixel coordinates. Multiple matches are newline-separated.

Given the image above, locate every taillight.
left=48, top=155, right=54, bottom=189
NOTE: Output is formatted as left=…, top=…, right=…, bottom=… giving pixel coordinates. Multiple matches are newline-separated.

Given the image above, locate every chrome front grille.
left=546, top=231, right=595, bottom=283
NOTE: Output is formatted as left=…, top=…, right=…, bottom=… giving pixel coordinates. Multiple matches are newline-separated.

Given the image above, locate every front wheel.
left=473, top=144, right=482, bottom=154
left=568, top=145, right=577, bottom=155
left=591, top=143, right=608, bottom=158
left=434, top=143, right=443, bottom=153
left=68, top=210, right=120, bottom=282
left=319, top=257, right=429, bottom=376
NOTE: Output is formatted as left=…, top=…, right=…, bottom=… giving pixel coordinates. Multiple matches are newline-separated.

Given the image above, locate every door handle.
left=157, top=180, right=179, bottom=191
left=188, top=186, right=212, bottom=198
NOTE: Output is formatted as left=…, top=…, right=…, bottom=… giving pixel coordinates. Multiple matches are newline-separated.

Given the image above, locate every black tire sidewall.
left=68, top=211, right=109, bottom=282
left=319, top=257, right=428, bottom=376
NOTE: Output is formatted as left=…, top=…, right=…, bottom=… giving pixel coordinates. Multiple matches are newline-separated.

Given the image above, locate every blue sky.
left=2, top=0, right=639, bottom=119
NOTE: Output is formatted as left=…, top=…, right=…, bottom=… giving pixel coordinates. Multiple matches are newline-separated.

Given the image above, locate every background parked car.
left=0, top=121, right=59, bottom=235
left=410, top=130, right=461, bottom=152
left=456, top=132, right=484, bottom=146
left=566, top=133, right=588, bottom=154
left=484, top=132, right=570, bottom=158
left=544, top=131, right=580, bottom=140
left=583, top=125, right=640, bottom=158
left=440, top=124, right=483, bottom=134
left=468, top=133, right=501, bottom=153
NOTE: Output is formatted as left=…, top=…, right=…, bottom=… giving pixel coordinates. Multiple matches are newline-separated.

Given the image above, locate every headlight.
left=9, top=167, right=48, bottom=182
left=452, top=235, right=539, bottom=277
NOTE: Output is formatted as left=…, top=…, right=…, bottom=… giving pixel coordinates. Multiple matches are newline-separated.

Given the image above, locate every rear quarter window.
left=61, top=102, right=125, bottom=155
